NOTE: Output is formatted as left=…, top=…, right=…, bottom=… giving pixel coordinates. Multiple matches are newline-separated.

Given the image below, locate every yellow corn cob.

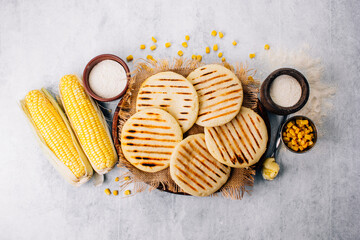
left=59, top=75, right=118, bottom=174
left=21, top=89, right=93, bottom=186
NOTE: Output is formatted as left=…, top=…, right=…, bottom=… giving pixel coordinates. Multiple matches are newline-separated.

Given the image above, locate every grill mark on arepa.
left=183, top=105, right=191, bottom=108
left=178, top=151, right=218, bottom=184
left=193, top=73, right=225, bottom=86
left=143, top=84, right=166, bottom=88
left=159, top=104, right=170, bottom=107
left=127, top=130, right=174, bottom=136
left=175, top=166, right=205, bottom=190
left=134, top=156, right=168, bottom=161
left=229, top=121, right=247, bottom=164
left=198, top=83, right=238, bottom=97
left=163, top=98, right=171, bottom=101
left=180, top=112, right=189, bottom=114
left=201, top=96, right=241, bottom=111
left=175, top=160, right=213, bottom=188
left=237, top=116, right=257, bottom=153
left=139, top=91, right=168, bottom=94
left=132, top=124, right=170, bottom=129
left=125, top=143, right=175, bottom=148
left=127, top=150, right=172, bottom=155
left=213, top=127, right=235, bottom=164
left=176, top=92, right=193, bottom=95
left=139, top=97, right=151, bottom=100
left=198, top=103, right=238, bottom=117
left=175, top=174, right=198, bottom=192
left=184, top=99, right=193, bottom=101
left=201, top=110, right=238, bottom=122
left=193, top=138, right=229, bottom=175
left=223, top=124, right=246, bottom=165
left=178, top=118, right=187, bottom=121
left=200, top=70, right=217, bottom=77
left=203, top=89, right=242, bottom=102
left=124, top=136, right=177, bottom=142
left=133, top=117, right=166, bottom=122
left=240, top=114, right=260, bottom=149
left=137, top=104, right=153, bottom=107
left=158, top=79, right=184, bottom=82
left=140, top=162, right=164, bottom=167
left=248, top=114, right=262, bottom=140
left=146, top=112, right=159, bottom=116
left=207, top=129, right=226, bottom=160
left=196, top=78, right=233, bottom=92
left=233, top=118, right=252, bottom=163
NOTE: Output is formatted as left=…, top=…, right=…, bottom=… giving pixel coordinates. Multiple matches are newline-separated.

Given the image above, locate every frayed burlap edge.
left=114, top=58, right=261, bottom=200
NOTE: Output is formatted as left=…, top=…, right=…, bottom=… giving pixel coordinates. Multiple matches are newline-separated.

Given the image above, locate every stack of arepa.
left=120, top=64, right=268, bottom=197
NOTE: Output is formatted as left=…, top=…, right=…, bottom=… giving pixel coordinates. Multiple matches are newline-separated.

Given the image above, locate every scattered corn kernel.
left=249, top=53, right=256, bottom=59
left=126, top=55, right=133, bottom=62
left=248, top=76, right=254, bottom=81
left=232, top=41, right=237, bottom=46
left=205, top=47, right=210, bottom=54
left=165, top=42, right=171, bottom=48
left=218, top=52, right=223, bottom=58
left=213, top=44, right=218, bottom=51
left=197, top=55, right=202, bottom=61
left=104, top=188, right=111, bottom=195
left=124, top=190, right=131, bottom=195
left=151, top=36, right=157, bottom=43
left=191, top=54, right=196, bottom=60
left=178, top=50, right=183, bottom=56
left=150, top=45, right=157, bottom=51
left=113, top=190, right=119, bottom=196
left=115, top=177, right=119, bottom=182
left=185, top=35, right=190, bottom=41
left=147, top=55, right=154, bottom=60
left=124, top=176, right=130, bottom=181
left=221, top=57, right=226, bottom=62
left=182, top=42, right=188, bottom=48
left=264, top=44, right=270, bottom=50
left=219, top=32, right=224, bottom=38
left=140, top=44, right=146, bottom=50
left=211, top=30, right=217, bottom=36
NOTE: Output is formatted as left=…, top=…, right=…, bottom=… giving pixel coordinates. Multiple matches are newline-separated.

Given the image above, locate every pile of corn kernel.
left=282, top=119, right=315, bottom=152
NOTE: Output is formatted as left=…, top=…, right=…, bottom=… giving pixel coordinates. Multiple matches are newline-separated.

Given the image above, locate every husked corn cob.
left=21, top=89, right=93, bottom=186
left=59, top=75, right=117, bottom=174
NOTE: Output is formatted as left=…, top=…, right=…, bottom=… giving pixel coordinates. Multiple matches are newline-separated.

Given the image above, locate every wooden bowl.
left=83, top=54, right=130, bottom=102
left=260, top=68, right=309, bottom=115
left=281, top=115, right=317, bottom=153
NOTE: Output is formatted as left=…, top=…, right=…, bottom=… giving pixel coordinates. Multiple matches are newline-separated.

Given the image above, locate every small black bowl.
left=260, top=68, right=310, bottom=115
left=281, top=115, right=317, bottom=154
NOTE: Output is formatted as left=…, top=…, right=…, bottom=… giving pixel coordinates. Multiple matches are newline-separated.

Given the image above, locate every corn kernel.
left=104, top=188, right=111, bottom=195
left=219, top=32, right=224, bottom=38
left=213, top=44, right=218, bottom=51
left=295, top=128, right=300, bottom=134
left=151, top=36, right=157, bottom=43
left=248, top=76, right=254, bottom=81
left=147, top=55, right=154, bottom=60
left=298, top=133, right=303, bottom=139
left=305, top=135, right=312, bottom=140
left=178, top=50, right=183, bottom=56
left=124, top=190, right=131, bottom=195
left=289, top=129, right=295, bottom=135
left=249, top=53, right=256, bottom=59
left=140, top=44, right=146, bottom=50
left=113, top=190, right=119, bottom=196
left=205, top=47, right=210, bottom=54
left=182, top=42, right=188, bottom=48
left=185, top=35, right=190, bottom=41
left=299, top=146, right=304, bottom=151
left=283, top=137, right=290, bottom=142
left=218, top=52, right=223, bottom=58
left=296, top=120, right=302, bottom=125
left=115, top=177, right=119, bottom=182
left=150, top=45, right=157, bottom=51
left=221, top=57, right=226, bottom=62
left=165, top=42, right=171, bottom=48
left=126, top=55, right=133, bottom=62
left=232, top=41, right=237, bottom=46
left=291, top=139, right=297, bottom=145
left=124, top=176, right=130, bottom=181
left=308, top=141, right=314, bottom=146
left=303, top=120, right=309, bottom=125
left=197, top=55, right=202, bottom=61
left=191, top=54, right=196, bottom=60
left=211, top=30, right=217, bottom=36
left=287, top=122, right=294, bottom=128
left=291, top=146, right=299, bottom=151
left=264, top=44, right=270, bottom=50
left=308, top=126, right=313, bottom=132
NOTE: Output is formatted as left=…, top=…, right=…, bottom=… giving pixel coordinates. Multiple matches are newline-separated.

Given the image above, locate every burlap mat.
left=113, top=58, right=262, bottom=200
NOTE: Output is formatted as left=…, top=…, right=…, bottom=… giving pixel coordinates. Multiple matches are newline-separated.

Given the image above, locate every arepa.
left=121, top=108, right=183, bottom=172
left=187, top=64, right=243, bottom=127
left=204, top=107, right=268, bottom=168
left=136, top=71, right=199, bottom=132
left=170, top=134, right=231, bottom=197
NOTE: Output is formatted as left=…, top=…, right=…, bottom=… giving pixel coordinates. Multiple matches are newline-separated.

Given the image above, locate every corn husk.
left=59, top=75, right=118, bottom=175
left=20, top=88, right=93, bottom=186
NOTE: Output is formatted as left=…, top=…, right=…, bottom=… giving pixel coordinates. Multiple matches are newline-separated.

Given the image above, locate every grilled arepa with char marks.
left=170, top=134, right=231, bottom=197
left=136, top=71, right=199, bottom=133
left=121, top=108, right=183, bottom=172
left=187, top=64, right=243, bottom=127
left=204, top=107, right=268, bottom=168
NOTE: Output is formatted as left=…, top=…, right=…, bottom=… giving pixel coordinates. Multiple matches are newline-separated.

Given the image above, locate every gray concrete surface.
left=1, top=0, right=359, bottom=239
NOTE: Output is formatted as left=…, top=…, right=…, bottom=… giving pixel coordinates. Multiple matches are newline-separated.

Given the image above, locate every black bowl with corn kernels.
left=281, top=116, right=317, bottom=153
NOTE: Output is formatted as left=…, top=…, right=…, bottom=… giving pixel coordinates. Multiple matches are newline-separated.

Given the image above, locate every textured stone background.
left=1, top=0, right=359, bottom=239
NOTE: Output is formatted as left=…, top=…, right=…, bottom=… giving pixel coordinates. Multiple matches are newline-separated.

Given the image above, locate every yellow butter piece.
left=262, top=157, right=280, bottom=181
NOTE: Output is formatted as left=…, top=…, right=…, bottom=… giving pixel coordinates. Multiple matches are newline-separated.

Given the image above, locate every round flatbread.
left=187, top=64, right=243, bottom=127
left=204, top=107, right=268, bottom=168
left=136, top=71, right=199, bottom=133
left=121, top=108, right=183, bottom=172
left=170, top=134, right=231, bottom=197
